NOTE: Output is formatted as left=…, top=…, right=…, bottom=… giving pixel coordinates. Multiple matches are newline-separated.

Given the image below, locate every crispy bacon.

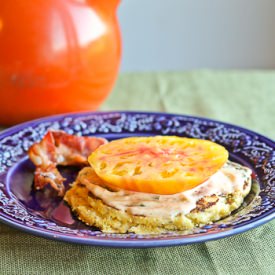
left=28, top=130, right=107, bottom=196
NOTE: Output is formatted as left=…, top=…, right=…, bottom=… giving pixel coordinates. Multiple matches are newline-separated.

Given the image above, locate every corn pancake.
left=64, top=161, right=252, bottom=234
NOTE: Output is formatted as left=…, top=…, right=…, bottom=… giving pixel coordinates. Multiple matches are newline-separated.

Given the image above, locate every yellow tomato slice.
left=88, top=136, right=229, bottom=194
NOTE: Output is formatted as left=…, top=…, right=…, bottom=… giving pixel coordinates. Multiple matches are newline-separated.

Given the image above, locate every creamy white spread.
left=78, top=161, right=251, bottom=218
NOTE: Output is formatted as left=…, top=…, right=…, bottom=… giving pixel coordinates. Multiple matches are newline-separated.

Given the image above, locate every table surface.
left=1, top=70, right=274, bottom=275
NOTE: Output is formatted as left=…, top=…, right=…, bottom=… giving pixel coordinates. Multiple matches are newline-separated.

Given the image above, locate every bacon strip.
left=28, top=130, right=107, bottom=196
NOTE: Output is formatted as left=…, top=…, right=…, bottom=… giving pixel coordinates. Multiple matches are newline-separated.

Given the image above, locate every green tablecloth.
left=1, top=70, right=274, bottom=274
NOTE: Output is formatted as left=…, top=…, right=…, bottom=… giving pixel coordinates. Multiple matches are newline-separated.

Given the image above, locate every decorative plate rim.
left=0, top=110, right=274, bottom=248
left=0, top=213, right=273, bottom=248
left=0, top=110, right=274, bottom=145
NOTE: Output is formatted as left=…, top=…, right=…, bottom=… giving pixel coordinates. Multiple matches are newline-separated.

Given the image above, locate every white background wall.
left=117, top=0, right=275, bottom=72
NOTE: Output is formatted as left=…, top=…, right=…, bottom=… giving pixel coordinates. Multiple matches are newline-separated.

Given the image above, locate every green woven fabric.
left=0, top=70, right=274, bottom=275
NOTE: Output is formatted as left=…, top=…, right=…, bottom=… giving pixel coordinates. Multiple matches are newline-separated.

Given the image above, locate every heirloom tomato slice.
left=88, top=136, right=228, bottom=194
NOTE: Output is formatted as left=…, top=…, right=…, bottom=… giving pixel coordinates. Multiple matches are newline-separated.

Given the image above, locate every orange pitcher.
left=0, top=0, right=121, bottom=125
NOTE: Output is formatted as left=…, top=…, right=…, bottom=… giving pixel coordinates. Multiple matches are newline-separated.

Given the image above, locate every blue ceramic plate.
left=0, top=111, right=274, bottom=248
